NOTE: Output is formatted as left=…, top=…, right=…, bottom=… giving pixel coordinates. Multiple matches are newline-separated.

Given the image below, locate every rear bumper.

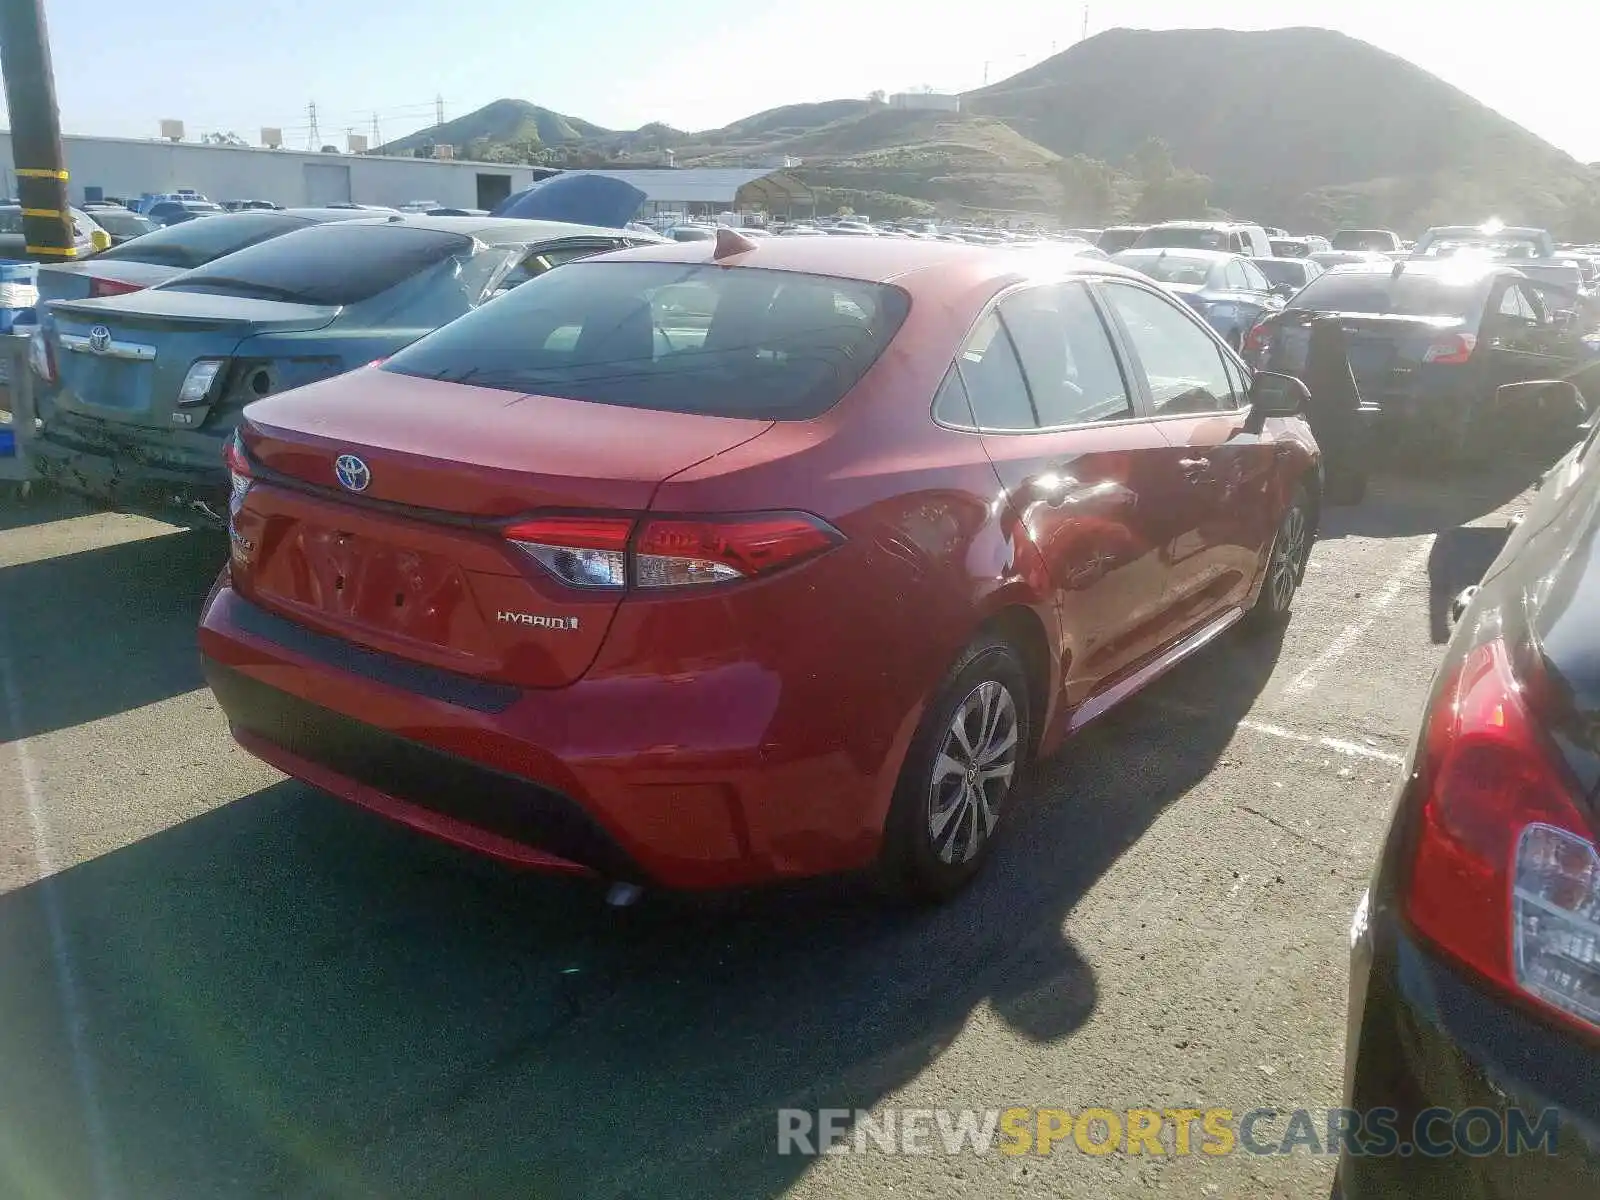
left=1339, top=907, right=1600, bottom=1197
left=31, top=425, right=229, bottom=524
left=198, top=583, right=901, bottom=889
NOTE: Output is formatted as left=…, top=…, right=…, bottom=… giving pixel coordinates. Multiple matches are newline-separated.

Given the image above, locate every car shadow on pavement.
left=0, top=526, right=224, bottom=738
left=0, top=624, right=1285, bottom=1200
left=0, top=486, right=96, bottom=533
left=1317, top=452, right=1544, bottom=543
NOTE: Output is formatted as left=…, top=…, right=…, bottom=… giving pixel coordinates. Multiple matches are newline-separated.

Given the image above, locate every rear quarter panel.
left=632, top=262, right=1060, bottom=854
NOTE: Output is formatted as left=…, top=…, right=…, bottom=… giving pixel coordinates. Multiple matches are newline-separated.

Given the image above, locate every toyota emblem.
left=334, top=454, right=371, bottom=493
left=88, top=325, right=111, bottom=353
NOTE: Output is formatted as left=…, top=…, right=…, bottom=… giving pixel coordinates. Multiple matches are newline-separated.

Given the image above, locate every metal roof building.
left=0, top=131, right=554, bottom=211
left=0, top=135, right=815, bottom=219
left=574, top=168, right=814, bottom=217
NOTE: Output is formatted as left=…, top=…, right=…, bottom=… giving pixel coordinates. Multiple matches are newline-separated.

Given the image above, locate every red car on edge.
left=198, top=231, right=1321, bottom=900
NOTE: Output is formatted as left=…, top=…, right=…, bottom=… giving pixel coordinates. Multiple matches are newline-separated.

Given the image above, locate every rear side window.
left=954, top=312, right=1035, bottom=430
left=383, top=260, right=910, bottom=420
left=98, top=212, right=309, bottom=269
left=163, top=223, right=472, bottom=306
left=996, top=283, right=1133, bottom=426
left=1287, top=270, right=1486, bottom=319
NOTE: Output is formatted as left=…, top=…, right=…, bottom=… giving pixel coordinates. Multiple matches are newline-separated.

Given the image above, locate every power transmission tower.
left=435, top=93, right=444, bottom=128
left=306, top=101, right=320, bottom=150
left=370, top=112, right=381, bottom=150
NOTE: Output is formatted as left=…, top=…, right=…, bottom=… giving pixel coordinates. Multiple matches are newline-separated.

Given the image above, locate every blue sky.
left=22, top=0, right=1600, bottom=160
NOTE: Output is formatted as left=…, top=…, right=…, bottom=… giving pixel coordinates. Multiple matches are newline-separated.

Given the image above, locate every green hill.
left=377, top=99, right=609, bottom=157
left=964, top=26, right=1597, bottom=231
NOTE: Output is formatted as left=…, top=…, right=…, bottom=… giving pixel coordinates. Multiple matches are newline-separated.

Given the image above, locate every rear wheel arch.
left=974, top=604, right=1055, bottom=756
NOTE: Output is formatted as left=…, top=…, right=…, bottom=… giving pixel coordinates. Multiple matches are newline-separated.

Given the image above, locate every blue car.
left=1111, top=248, right=1285, bottom=350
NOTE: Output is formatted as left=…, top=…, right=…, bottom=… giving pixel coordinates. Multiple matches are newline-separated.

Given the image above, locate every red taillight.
left=1242, top=320, right=1272, bottom=362
left=1405, top=638, right=1600, bottom=1032
left=223, top=431, right=253, bottom=516
left=88, top=276, right=144, bottom=299
left=504, top=515, right=634, bottom=589
left=503, top=511, right=841, bottom=590
left=1422, top=332, right=1477, bottom=364
left=636, top=514, right=840, bottom=587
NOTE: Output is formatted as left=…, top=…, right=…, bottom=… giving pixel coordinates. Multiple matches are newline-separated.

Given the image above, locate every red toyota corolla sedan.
left=198, top=231, right=1321, bottom=900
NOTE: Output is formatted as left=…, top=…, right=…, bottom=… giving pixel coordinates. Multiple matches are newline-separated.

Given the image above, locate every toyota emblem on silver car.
left=334, top=454, right=371, bottom=493
left=88, top=325, right=111, bottom=353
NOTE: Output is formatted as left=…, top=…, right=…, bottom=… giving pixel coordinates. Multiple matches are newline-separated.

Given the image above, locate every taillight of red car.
left=223, top=430, right=253, bottom=513
left=503, top=512, right=843, bottom=590
left=87, top=276, right=145, bottom=299
left=1421, top=332, right=1477, bottom=364
left=1242, top=320, right=1273, bottom=364
left=1404, top=637, right=1600, bottom=1033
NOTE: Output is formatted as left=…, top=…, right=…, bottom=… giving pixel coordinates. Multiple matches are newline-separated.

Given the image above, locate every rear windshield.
left=1330, top=230, right=1397, bottom=251
left=1097, top=228, right=1145, bottom=253
left=90, top=211, right=154, bottom=239
left=1115, top=253, right=1215, bottom=286
left=1269, top=239, right=1308, bottom=258
left=1135, top=226, right=1228, bottom=251
left=98, top=212, right=310, bottom=268
left=1414, top=236, right=1543, bottom=260
left=1286, top=270, right=1484, bottom=318
left=1253, top=259, right=1308, bottom=287
left=383, top=260, right=911, bottom=420
left=162, top=222, right=472, bottom=306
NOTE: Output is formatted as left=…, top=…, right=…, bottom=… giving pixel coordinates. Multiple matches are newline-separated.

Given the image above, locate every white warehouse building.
left=0, top=133, right=815, bottom=219
left=0, top=132, right=552, bottom=211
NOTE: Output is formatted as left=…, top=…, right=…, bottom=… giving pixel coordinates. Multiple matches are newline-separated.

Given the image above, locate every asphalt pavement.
left=0, top=456, right=1546, bottom=1200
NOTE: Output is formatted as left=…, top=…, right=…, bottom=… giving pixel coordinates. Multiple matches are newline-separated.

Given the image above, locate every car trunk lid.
left=37, top=260, right=180, bottom=304
left=231, top=371, right=774, bottom=688
left=46, top=291, right=337, bottom=429
left=1271, top=311, right=1464, bottom=401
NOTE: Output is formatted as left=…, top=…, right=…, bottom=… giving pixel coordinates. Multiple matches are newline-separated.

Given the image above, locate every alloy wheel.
left=1270, top=503, right=1308, bottom=610
left=927, top=680, right=1019, bottom=864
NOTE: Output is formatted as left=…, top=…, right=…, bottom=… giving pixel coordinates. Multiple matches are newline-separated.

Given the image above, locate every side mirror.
left=1271, top=282, right=1296, bottom=299
left=1244, top=371, right=1311, bottom=433
left=89, top=229, right=111, bottom=253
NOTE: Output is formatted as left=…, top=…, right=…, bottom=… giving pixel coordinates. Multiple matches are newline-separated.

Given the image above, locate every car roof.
left=1116, top=247, right=1236, bottom=262
left=1251, top=255, right=1314, bottom=264
left=580, top=234, right=1151, bottom=286
left=1425, top=225, right=1544, bottom=238
left=316, top=213, right=659, bottom=245
left=1325, top=258, right=1516, bottom=282
left=1147, top=220, right=1254, bottom=230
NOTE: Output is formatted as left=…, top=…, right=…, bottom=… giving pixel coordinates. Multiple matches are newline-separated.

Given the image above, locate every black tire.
left=877, top=635, right=1031, bottom=902
left=1246, top=482, right=1312, bottom=630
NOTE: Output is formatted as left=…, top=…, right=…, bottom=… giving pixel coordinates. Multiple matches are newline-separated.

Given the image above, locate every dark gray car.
left=37, top=208, right=377, bottom=304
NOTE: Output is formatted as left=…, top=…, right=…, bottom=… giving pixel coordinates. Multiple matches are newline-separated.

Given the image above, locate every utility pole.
left=1082, top=6, right=1089, bottom=40
left=306, top=101, right=320, bottom=150
left=0, top=0, right=75, bottom=259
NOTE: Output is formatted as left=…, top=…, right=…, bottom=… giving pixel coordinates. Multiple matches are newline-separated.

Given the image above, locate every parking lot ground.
left=0, top=458, right=1546, bottom=1200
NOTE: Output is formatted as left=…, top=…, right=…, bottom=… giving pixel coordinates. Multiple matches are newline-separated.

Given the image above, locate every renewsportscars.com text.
left=777, top=1106, right=1559, bottom=1159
